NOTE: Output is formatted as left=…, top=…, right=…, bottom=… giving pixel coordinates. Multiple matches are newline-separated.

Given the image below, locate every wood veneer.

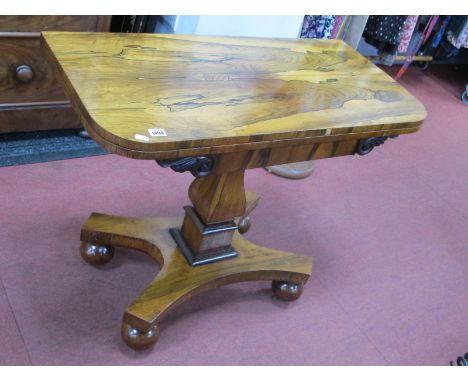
left=0, top=16, right=111, bottom=33
left=42, top=32, right=427, bottom=159
left=0, top=17, right=111, bottom=133
left=45, top=32, right=426, bottom=351
left=81, top=213, right=312, bottom=349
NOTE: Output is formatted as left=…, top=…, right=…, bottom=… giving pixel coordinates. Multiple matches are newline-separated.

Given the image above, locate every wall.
left=156, top=15, right=304, bottom=38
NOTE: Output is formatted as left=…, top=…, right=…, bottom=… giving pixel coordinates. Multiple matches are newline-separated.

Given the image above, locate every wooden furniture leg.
left=79, top=170, right=312, bottom=351
left=237, top=191, right=260, bottom=234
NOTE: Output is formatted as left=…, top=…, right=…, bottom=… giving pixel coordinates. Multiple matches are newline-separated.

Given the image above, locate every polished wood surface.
left=80, top=242, right=114, bottom=265
left=178, top=206, right=238, bottom=265
left=237, top=191, right=259, bottom=234
left=178, top=171, right=251, bottom=265
left=0, top=16, right=111, bottom=33
left=188, top=170, right=246, bottom=224
left=0, top=37, right=69, bottom=104
left=42, top=32, right=427, bottom=159
left=121, top=322, right=160, bottom=351
left=45, top=32, right=425, bottom=350
left=272, top=280, right=304, bottom=301
left=0, top=103, right=80, bottom=132
left=0, top=17, right=111, bottom=133
left=81, top=213, right=312, bottom=350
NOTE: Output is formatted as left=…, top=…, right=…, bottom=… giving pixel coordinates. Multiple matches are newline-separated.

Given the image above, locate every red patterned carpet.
left=0, top=65, right=467, bottom=365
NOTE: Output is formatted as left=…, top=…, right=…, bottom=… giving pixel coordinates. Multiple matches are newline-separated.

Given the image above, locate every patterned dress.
left=398, top=16, right=419, bottom=53
left=301, top=16, right=336, bottom=39
left=446, top=16, right=468, bottom=49
left=364, top=16, right=408, bottom=64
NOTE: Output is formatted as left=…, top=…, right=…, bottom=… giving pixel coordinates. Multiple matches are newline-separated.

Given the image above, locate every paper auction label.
left=148, top=128, right=167, bottom=137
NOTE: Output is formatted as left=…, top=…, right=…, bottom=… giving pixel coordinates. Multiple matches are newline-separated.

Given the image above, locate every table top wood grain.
left=42, top=32, right=426, bottom=160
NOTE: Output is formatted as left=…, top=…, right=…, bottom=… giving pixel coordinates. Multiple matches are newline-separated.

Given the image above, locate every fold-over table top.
left=42, top=32, right=426, bottom=159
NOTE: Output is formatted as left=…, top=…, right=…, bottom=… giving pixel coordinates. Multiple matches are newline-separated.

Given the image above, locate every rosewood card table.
left=42, top=32, right=426, bottom=351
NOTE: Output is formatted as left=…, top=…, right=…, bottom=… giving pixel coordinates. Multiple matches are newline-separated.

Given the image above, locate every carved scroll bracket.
left=156, top=156, right=216, bottom=177
left=355, top=135, right=398, bottom=156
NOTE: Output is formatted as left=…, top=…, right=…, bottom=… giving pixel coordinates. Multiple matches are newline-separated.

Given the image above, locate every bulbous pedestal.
left=80, top=242, right=114, bottom=265
left=272, top=280, right=303, bottom=301
left=121, top=322, right=160, bottom=351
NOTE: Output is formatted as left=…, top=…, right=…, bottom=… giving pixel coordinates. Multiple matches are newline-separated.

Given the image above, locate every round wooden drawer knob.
left=15, top=65, right=34, bottom=83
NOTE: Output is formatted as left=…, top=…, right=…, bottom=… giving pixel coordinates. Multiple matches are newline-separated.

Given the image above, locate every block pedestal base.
left=80, top=212, right=312, bottom=351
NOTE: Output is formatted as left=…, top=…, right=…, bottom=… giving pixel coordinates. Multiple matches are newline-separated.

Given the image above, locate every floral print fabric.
left=446, top=16, right=468, bottom=49
left=301, top=16, right=336, bottom=39
left=397, top=16, right=419, bottom=53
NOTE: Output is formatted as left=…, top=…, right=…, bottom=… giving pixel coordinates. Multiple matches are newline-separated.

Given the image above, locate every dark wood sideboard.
left=0, top=16, right=111, bottom=134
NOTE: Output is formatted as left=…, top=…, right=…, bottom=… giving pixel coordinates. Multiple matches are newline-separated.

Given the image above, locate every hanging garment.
left=446, top=16, right=468, bottom=49
left=397, top=16, right=419, bottom=53
left=301, top=16, right=336, bottom=39
left=395, top=16, right=439, bottom=80
left=364, top=16, right=408, bottom=65
left=330, top=15, right=344, bottom=39
left=432, top=16, right=451, bottom=48
left=321, top=16, right=335, bottom=39
left=423, top=16, right=440, bottom=45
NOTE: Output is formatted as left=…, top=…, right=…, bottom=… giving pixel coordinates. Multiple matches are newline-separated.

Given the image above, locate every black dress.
left=364, top=16, right=408, bottom=64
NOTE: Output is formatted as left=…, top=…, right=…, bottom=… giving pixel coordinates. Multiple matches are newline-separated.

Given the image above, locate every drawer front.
left=0, top=16, right=110, bottom=133
left=0, top=16, right=110, bottom=32
left=0, top=104, right=80, bottom=133
left=0, top=36, right=67, bottom=104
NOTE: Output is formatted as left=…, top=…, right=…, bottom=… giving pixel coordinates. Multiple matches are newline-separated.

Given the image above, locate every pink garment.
left=397, top=16, right=419, bottom=53
left=330, top=15, right=344, bottom=39
left=395, top=15, right=439, bottom=80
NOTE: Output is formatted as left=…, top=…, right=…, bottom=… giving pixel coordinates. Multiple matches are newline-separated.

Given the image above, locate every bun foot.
left=121, top=322, right=160, bottom=351
left=80, top=242, right=114, bottom=265
left=272, top=280, right=303, bottom=301
left=238, top=216, right=251, bottom=234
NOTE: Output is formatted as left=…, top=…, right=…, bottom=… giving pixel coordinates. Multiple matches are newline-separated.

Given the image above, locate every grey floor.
left=0, top=129, right=108, bottom=167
